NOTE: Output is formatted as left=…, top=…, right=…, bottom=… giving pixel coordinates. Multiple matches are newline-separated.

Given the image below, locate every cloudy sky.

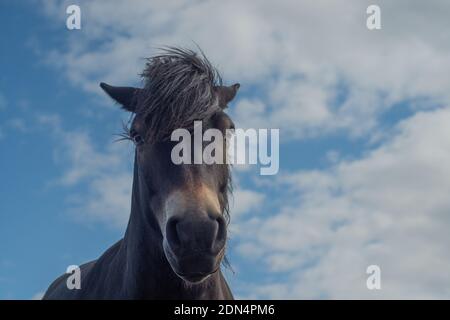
left=1, top=0, right=450, bottom=299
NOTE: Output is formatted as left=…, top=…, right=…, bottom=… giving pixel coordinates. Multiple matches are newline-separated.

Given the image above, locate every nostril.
left=166, top=217, right=181, bottom=251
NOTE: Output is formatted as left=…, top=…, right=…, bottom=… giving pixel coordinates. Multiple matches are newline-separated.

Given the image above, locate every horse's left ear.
left=100, top=82, right=141, bottom=113
left=215, top=83, right=240, bottom=108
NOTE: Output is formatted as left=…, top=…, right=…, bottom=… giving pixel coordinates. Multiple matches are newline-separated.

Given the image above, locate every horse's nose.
left=166, top=212, right=226, bottom=256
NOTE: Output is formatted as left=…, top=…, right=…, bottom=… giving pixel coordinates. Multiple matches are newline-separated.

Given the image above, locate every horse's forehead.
left=133, top=109, right=226, bottom=134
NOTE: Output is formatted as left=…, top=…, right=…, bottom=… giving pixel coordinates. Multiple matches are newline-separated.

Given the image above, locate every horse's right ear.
left=100, top=82, right=141, bottom=112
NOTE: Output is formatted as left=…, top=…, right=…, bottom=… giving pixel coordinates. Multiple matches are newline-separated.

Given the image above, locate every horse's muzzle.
left=163, top=212, right=227, bottom=283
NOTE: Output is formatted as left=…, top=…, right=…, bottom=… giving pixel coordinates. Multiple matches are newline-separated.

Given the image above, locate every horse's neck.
left=116, top=162, right=226, bottom=299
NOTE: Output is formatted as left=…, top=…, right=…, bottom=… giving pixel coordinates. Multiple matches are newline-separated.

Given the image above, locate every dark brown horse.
left=43, top=48, right=239, bottom=299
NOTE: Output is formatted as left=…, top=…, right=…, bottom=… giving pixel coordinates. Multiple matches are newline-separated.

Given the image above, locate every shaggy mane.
left=136, top=47, right=223, bottom=142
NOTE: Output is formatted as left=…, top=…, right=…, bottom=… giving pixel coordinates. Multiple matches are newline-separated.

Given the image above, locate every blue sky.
left=0, top=2, right=128, bottom=298
left=2, top=0, right=450, bottom=299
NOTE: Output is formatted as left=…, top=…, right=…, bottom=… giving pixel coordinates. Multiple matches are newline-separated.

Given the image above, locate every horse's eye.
left=132, top=134, right=143, bottom=145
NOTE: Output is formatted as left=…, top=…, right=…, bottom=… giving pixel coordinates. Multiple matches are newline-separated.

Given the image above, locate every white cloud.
left=7, top=118, right=28, bottom=133
left=230, top=188, right=265, bottom=218
left=67, top=172, right=132, bottom=228
left=39, top=114, right=133, bottom=228
left=41, top=0, right=450, bottom=139
left=57, top=131, right=125, bottom=186
left=236, top=106, right=450, bottom=298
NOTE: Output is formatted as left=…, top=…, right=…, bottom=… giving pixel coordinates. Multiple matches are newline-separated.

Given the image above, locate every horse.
left=43, top=47, right=240, bottom=299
